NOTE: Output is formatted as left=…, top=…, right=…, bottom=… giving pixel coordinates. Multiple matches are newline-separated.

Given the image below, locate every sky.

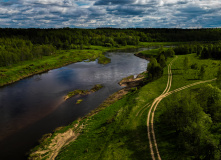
left=0, top=0, right=221, bottom=28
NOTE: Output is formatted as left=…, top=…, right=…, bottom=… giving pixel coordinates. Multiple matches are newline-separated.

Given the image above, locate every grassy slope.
left=137, top=47, right=168, bottom=57
left=139, top=42, right=185, bottom=47
left=0, top=49, right=102, bottom=86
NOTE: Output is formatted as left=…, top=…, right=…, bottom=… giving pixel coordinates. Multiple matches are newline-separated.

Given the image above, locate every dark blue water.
left=0, top=49, right=148, bottom=159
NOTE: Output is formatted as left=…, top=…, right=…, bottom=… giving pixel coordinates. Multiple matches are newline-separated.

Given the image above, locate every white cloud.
left=0, top=0, right=221, bottom=28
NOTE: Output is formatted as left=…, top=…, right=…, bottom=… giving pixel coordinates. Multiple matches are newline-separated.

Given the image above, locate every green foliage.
left=91, top=84, right=104, bottom=92
left=147, top=57, right=163, bottom=80
left=67, top=89, right=89, bottom=98
left=196, top=84, right=221, bottom=122
left=38, top=133, right=52, bottom=145
left=197, top=44, right=203, bottom=56
left=159, top=54, right=166, bottom=68
left=76, top=99, right=83, bottom=104
left=190, top=63, right=198, bottom=69
left=165, top=48, right=175, bottom=57
left=201, top=47, right=209, bottom=59
left=0, top=38, right=56, bottom=67
left=137, top=48, right=161, bottom=58
left=183, top=56, right=189, bottom=71
left=140, top=47, right=171, bottom=81
left=198, top=65, right=206, bottom=79
left=216, top=67, right=221, bottom=88
left=174, top=45, right=191, bottom=55
left=98, top=56, right=111, bottom=64
left=158, top=86, right=221, bottom=160
left=66, top=84, right=104, bottom=100
left=173, top=42, right=221, bottom=60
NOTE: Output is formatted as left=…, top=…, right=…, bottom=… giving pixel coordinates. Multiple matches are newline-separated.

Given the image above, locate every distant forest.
left=1, top=28, right=221, bottom=67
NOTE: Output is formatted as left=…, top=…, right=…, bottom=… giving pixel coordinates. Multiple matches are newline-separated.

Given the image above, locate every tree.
left=183, top=56, right=189, bottom=71
left=201, top=47, right=209, bottom=59
left=165, top=48, right=175, bottom=57
left=198, top=65, right=206, bottom=79
left=216, top=67, right=221, bottom=88
left=122, top=40, right=127, bottom=46
left=147, top=57, right=163, bottom=80
left=159, top=92, right=216, bottom=159
left=159, top=54, right=166, bottom=68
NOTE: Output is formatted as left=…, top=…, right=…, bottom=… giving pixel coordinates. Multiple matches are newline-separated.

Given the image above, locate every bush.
left=191, top=63, right=198, bottom=69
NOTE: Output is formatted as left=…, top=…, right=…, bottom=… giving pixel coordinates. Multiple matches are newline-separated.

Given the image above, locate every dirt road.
left=146, top=57, right=177, bottom=160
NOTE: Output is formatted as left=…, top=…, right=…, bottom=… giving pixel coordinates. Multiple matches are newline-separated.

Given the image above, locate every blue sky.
left=0, top=0, right=221, bottom=28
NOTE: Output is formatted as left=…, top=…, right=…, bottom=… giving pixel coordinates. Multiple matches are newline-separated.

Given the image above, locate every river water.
left=0, top=48, right=149, bottom=159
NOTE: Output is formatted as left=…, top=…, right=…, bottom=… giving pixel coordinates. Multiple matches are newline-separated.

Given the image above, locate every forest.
left=1, top=28, right=221, bottom=67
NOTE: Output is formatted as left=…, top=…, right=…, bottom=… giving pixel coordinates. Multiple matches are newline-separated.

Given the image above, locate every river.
left=0, top=48, right=149, bottom=159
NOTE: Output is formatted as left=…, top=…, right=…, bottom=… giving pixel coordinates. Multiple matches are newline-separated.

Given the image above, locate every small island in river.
left=64, top=84, right=104, bottom=100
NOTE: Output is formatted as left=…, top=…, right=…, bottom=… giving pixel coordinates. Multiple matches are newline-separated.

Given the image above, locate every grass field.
left=170, top=53, right=219, bottom=90
left=136, top=47, right=169, bottom=58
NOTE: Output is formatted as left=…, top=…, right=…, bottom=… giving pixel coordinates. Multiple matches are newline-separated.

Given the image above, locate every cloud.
left=94, top=0, right=136, bottom=5
left=0, top=0, right=221, bottom=28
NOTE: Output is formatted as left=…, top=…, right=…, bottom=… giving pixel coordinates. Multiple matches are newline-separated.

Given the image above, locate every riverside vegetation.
left=1, top=28, right=221, bottom=159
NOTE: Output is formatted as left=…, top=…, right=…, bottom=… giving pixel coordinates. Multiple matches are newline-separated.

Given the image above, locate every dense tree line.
left=173, top=42, right=221, bottom=60
left=1, top=28, right=221, bottom=67
left=1, top=28, right=221, bottom=49
left=0, top=28, right=142, bottom=50
left=158, top=84, right=221, bottom=159
left=0, top=38, right=55, bottom=66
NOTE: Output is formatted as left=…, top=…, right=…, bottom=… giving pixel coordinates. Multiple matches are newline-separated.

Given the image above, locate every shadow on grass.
left=171, top=69, right=182, bottom=70
left=154, top=123, right=187, bottom=160
left=187, top=78, right=199, bottom=80
left=172, top=73, right=183, bottom=75
left=122, top=125, right=150, bottom=160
